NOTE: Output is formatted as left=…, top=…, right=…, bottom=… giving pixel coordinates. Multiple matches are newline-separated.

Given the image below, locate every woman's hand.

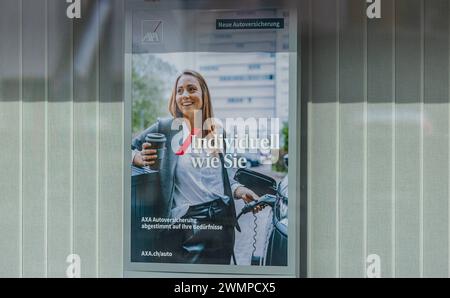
left=234, top=186, right=265, bottom=213
left=132, top=142, right=158, bottom=167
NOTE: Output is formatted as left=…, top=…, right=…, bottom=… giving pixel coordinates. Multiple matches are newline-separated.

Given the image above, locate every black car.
left=234, top=156, right=288, bottom=266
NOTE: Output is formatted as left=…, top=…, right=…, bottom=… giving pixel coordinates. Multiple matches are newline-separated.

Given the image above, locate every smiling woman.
left=131, top=70, right=261, bottom=265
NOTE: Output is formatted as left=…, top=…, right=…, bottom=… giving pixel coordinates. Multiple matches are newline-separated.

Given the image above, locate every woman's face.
left=175, top=74, right=203, bottom=118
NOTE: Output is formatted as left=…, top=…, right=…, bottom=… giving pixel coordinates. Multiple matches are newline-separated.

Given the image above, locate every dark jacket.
left=131, top=117, right=240, bottom=218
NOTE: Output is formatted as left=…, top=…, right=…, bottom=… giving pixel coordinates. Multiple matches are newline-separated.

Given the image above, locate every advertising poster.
left=127, top=2, right=296, bottom=271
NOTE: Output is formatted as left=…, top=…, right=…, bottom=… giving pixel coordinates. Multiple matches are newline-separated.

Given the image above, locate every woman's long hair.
left=168, top=70, right=216, bottom=138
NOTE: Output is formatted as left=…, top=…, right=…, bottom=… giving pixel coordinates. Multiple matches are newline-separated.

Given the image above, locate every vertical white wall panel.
left=0, top=0, right=21, bottom=277
left=98, top=101, right=123, bottom=277
left=309, top=103, right=339, bottom=278
left=72, top=0, right=99, bottom=278
left=394, top=0, right=422, bottom=278
left=47, top=0, right=73, bottom=277
left=422, top=0, right=449, bottom=278
left=338, top=0, right=365, bottom=278
left=308, top=0, right=339, bottom=278
left=366, top=0, right=395, bottom=278
left=98, top=0, right=124, bottom=277
left=21, top=0, right=47, bottom=277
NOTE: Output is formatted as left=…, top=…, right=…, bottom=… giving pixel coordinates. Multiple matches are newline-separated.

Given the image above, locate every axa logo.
left=142, top=20, right=163, bottom=43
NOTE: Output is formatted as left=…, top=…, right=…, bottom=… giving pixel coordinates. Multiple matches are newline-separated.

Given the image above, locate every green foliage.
left=131, top=55, right=177, bottom=135
left=282, top=121, right=288, bottom=152
left=132, top=70, right=165, bottom=135
left=273, top=121, right=289, bottom=173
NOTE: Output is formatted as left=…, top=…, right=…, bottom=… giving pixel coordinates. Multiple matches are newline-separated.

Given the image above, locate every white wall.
left=303, top=0, right=450, bottom=277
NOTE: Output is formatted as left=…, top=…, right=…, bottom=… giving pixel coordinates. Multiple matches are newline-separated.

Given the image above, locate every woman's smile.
left=181, top=100, right=194, bottom=107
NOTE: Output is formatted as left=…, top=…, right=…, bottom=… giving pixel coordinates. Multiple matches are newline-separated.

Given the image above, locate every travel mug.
left=145, top=133, right=167, bottom=171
